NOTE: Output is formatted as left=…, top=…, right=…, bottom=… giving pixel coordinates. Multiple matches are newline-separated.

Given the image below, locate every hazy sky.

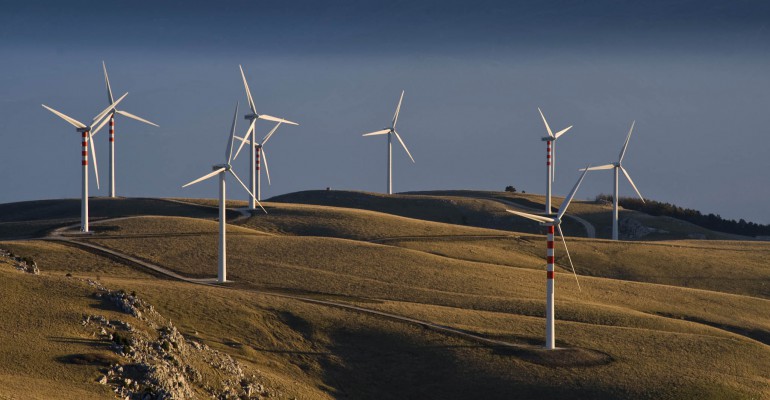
left=2, top=0, right=769, bottom=223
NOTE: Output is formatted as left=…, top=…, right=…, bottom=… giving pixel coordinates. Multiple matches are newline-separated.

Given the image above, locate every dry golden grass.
left=2, top=197, right=769, bottom=399
left=0, top=266, right=123, bottom=400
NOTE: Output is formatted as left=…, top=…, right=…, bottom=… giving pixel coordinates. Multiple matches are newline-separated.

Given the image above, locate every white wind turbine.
left=182, top=102, right=265, bottom=283
left=101, top=61, right=159, bottom=198
left=362, top=90, right=415, bottom=194
left=505, top=168, right=589, bottom=350
left=581, top=121, right=644, bottom=240
left=42, top=93, right=128, bottom=232
left=537, top=108, right=573, bottom=214
left=232, top=122, right=282, bottom=201
left=238, top=65, right=298, bottom=208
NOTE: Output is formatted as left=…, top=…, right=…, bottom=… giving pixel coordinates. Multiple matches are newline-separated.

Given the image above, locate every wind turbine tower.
left=362, top=90, right=415, bottom=194
left=42, top=93, right=128, bottom=232
left=182, top=103, right=265, bottom=283
left=582, top=121, right=644, bottom=240
left=537, top=108, right=573, bottom=214
left=506, top=168, right=589, bottom=349
left=101, top=62, right=159, bottom=198
left=238, top=65, right=298, bottom=207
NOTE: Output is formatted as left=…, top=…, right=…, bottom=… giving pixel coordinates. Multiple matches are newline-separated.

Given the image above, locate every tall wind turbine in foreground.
left=182, top=103, right=265, bottom=283
left=362, top=90, right=415, bottom=194
left=42, top=93, right=128, bottom=232
left=101, top=61, right=159, bottom=198
left=238, top=65, right=298, bottom=208
left=505, top=168, right=589, bottom=350
left=537, top=108, right=573, bottom=214
left=581, top=121, right=644, bottom=240
left=233, top=122, right=282, bottom=202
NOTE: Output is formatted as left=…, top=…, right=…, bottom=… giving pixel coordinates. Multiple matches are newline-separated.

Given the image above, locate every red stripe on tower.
left=547, top=271, right=554, bottom=279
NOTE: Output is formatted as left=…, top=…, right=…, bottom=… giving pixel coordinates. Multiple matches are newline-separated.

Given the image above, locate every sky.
left=1, top=0, right=769, bottom=223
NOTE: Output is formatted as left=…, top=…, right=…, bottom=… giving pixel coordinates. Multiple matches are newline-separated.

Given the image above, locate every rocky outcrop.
left=1, top=248, right=39, bottom=274
left=82, top=280, right=272, bottom=399
left=619, top=218, right=668, bottom=240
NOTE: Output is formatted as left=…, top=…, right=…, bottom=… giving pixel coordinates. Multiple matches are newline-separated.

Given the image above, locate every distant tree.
left=504, top=186, right=517, bottom=193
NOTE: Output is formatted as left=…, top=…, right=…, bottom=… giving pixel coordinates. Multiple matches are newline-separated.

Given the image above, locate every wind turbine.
left=238, top=65, right=298, bottom=208
left=182, top=102, right=265, bottom=283
left=537, top=108, right=573, bottom=214
left=232, top=122, right=282, bottom=202
left=101, top=61, right=159, bottom=198
left=42, top=93, right=128, bottom=232
left=362, top=90, right=415, bottom=194
left=505, top=167, right=589, bottom=350
left=581, top=121, right=644, bottom=240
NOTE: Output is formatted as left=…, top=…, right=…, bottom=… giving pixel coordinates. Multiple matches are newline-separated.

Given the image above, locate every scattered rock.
left=1, top=248, right=40, bottom=274
left=80, top=279, right=271, bottom=399
left=619, top=218, right=657, bottom=239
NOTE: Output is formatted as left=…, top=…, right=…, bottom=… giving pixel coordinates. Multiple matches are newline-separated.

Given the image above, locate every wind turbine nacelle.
left=77, top=127, right=91, bottom=133
left=541, top=137, right=554, bottom=142
left=213, top=164, right=230, bottom=171
left=244, top=114, right=258, bottom=120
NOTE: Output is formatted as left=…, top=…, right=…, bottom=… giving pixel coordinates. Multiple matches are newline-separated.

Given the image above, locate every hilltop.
left=0, top=194, right=768, bottom=399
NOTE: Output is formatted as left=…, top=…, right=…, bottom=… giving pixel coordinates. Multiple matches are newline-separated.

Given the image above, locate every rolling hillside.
left=0, top=195, right=768, bottom=399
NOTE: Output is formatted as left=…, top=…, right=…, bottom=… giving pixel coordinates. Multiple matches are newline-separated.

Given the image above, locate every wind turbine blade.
left=42, top=105, right=86, bottom=129
left=261, top=122, right=282, bottom=146
left=554, top=125, right=573, bottom=139
left=182, top=168, right=225, bottom=188
left=557, top=225, right=581, bottom=291
left=392, top=90, right=405, bottom=129
left=619, top=120, right=636, bottom=163
left=229, top=169, right=267, bottom=214
left=557, top=167, right=590, bottom=220
left=93, top=92, right=128, bottom=124
left=620, top=166, right=645, bottom=202
left=393, top=130, right=415, bottom=163
left=262, top=148, right=271, bottom=185
left=505, top=209, right=554, bottom=224
left=233, top=120, right=254, bottom=161
left=362, top=129, right=390, bottom=137
left=88, top=131, right=100, bottom=190
left=102, top=61, right=114, bottom=104
left=239, top=65, right=257, bottom=114
left=538, top=107, right=554, bottom=138
left=257, top=114, right=298, bottom=126
left=90, top=112, right=112, bottom=135
left=116, top=110, right=159, bottom=127
left=579, top=164, right=614, bottom=171
left=226, top=102, right=239, bottom=163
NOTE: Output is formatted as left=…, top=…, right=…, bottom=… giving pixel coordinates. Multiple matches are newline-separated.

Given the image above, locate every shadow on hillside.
left=316, top=325, right=619, bottom=400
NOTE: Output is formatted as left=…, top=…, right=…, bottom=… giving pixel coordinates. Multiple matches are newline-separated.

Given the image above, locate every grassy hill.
left=270, top=189, right=752, bottom=241
left=0, top=195, right=768, bottom=399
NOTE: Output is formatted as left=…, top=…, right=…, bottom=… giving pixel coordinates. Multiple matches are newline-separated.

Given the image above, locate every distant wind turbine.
left=537, top=108, right=573, bottom=214
left=101, top=61, right=159, bottom=198
left=581, top=121, right=644, bottom=240
left=237, top=65, right=298, bottom=207
left=505, top=167, right=590, bottom=350
left=362, top=90, right=415, bottom=194
left=42, top=93, right=128, bottom=232
left=182, top=102, right=265, bottom=283
left=233, top=122, right=282, bottom=201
